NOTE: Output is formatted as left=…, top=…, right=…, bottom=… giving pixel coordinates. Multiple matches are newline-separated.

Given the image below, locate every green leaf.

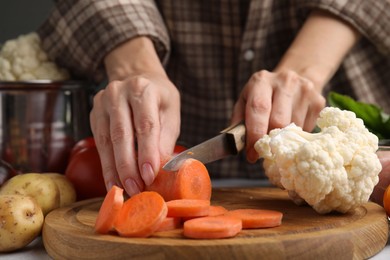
left=327, top=92, right=390, bottom=139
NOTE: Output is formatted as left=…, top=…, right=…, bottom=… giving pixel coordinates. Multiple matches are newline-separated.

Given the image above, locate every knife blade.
left=162, top=122, right=246, bottom=171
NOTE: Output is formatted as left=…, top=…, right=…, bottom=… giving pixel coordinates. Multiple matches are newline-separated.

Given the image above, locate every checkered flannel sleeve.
left=293, top=0, right=390, bottom=55
left=37, top=0, right=170, bottom=82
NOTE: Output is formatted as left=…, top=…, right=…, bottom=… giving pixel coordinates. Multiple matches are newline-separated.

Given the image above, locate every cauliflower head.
left=254, top=107, right=382, bottom=214
left=0, top=32, right=69, bottom=81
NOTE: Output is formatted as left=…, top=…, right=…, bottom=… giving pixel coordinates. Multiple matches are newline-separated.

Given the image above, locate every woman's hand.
left=231, top=70, right=325, bottom=162
left=90, top=73, right=180, bottom=196
left=232, top=10, right=360, bottom=163
left=90, top=37, right=180, bottom=197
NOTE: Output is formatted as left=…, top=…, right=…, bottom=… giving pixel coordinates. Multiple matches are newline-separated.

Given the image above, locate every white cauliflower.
left=255, top=107, right=382, bottom=214
left=0, top=32, right=69, bottom=81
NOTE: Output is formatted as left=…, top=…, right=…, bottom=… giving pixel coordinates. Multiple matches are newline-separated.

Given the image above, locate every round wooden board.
left=43, top=187, right=389, bottom=260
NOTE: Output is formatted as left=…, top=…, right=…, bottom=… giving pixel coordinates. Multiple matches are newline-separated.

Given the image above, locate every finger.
left=289, top=78, right=325, bottom=131
left=90, top=90, right=121, bottom=191
left=244, top=71, right=273, bottom=163
left=269, top=71, right=302, bottom=130
left=290, top=86, right=311, bottom=128
left=303, top=91, right=326, bottom=131
left=105, top=82, right=142, bottom=196
left=289, top=78, right=313, bottom=128
left=159, top=91, right=181, bottom=162
left=130, top=82, right=161, bottom=186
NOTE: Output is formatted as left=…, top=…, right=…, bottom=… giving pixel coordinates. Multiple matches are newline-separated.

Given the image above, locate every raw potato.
left=0, top=173, right=60, bottom=215
left=0, top=195, right=44, bottom=252
left=45, top=173, right=77, bottom=207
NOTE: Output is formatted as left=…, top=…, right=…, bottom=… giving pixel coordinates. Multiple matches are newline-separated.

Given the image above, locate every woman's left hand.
left=231, top=69, right=325, bottom=163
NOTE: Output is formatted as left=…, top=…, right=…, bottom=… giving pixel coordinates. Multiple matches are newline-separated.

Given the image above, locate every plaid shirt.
left=38, top=0, right=390, bottom=179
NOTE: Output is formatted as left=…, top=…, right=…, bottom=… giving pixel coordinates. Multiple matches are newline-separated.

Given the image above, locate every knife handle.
left=222, top=122, right=246, bottom=153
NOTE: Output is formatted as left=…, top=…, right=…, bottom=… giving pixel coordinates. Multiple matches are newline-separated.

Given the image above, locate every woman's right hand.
left=90, top=37, right=181, bottom=197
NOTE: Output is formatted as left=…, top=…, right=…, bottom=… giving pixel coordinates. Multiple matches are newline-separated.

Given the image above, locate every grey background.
left=0, top=0, right=54, bottom=43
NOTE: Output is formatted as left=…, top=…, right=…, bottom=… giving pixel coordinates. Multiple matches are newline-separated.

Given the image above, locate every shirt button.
left=243, top=49, right=255, bottom=61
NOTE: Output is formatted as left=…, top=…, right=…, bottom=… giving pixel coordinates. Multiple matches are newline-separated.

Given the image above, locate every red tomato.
left=65, top=137, right=186, bottom=200
left=383, top=185, right=390, bottom=217
left=70, top=136, right=96, bottom=159
left=174, top=144, right=187, bottom=155
left=46, top=135, right=75, bottom=174
left=65, top=145, right=107, bottom=200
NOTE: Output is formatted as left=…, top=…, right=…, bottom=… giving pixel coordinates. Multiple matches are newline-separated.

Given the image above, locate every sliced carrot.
left=145, top=167, right=178, bottom=201
left=94, top=185, right=124, bottom=234
left=225, top=209, right=283, bottom=229
left=155, top=216, right=182, bottom=232
left=166, top=199, right=210, bottom=218
left=174, top=159, right=211, bottom=200
left=209, top=205, right=228, bottom=216
left=114, top=191, right=167, bottom=237
left=182, top=205, right=229, bottom=222
left=183, top=215, right=242, bottom=239
left=146, top=158, right=211, bottom=201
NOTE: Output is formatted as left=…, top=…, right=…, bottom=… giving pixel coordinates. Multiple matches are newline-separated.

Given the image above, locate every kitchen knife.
left=162, top=122, right=246, bottom=171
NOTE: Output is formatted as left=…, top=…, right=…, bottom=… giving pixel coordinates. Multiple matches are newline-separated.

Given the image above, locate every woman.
left=38, top=0, right=390, bottom=198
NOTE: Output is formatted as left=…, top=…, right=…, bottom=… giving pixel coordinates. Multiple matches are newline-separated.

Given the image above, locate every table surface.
left=1, top=179, right=389, bottom=260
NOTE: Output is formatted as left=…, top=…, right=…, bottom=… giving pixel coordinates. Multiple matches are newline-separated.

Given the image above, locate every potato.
left=0, top=173, right=60, bottom=215
left=45, top=173, right=77, bottom=207
left=0, top=195, right=44, bottom=252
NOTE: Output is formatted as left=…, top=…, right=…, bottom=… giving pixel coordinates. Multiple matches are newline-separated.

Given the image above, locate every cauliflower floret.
left=255, top=107, right=382, bottom=214
left=0, top=32, right=70, bottom=81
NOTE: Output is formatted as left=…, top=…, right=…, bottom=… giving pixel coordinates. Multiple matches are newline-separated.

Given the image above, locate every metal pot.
left=0, top=80, right=92, bottom=174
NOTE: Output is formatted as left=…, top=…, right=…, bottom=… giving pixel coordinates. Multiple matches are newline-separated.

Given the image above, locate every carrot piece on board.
left=209, top=205, right=228, bottom=216
left=225, top=209, right=283, bottom=229
left=182, top=205, right=229, bottom=221
left=94, top=185, right=124, bottom=234
left=175, top=159, right=211, bottom=200
left=166, top=199, right=210, bottom=218
left=155, top=217, right=182, bottom=232
left=114, top=191, right=168, bottom=237
left=146, top=158, right=211, bottom=201
left=145, top=167, right=178, bottom=201
left=183, top=216, right=242, bottom=239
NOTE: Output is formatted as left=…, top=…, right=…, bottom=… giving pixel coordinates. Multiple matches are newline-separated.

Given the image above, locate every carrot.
left=183, top=215, right=242, bottom=239
left=155, top=216, right=182, bottom=232
left=146, top=158, right=211, bottom=201
left=209, top=205, right=228, bottom=216
left=94, top=185, right=124, bottom=234
left=114, top=191, right=167, bottom=237
left=225, top=209, right=283, bottom=229
left=144, top=167, right=178, bottom=201
left=166, top=199, right=210, bottom=218
left=182, top=205, right=229, bottom=222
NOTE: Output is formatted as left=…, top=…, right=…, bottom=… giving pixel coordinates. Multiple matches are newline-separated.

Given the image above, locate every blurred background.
left=0, top=0, right=53, bottom=43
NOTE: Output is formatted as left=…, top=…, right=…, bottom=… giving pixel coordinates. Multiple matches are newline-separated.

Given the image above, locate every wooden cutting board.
left=42, top=187, right=389, bottom=260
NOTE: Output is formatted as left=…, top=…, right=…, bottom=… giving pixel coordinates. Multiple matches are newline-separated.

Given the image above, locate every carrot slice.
left=114, top=191, right=167, bottom=237
left=94, top=185, right=124, bottom=234
left=145, top=167, right=178, bottom=201
left=225, top=209, right=283, bottom=229
left=182, top=205, right=229, bottom=221
left=183, top=216, right=242, bottom=239
left=166, top=199, right=210, bottom=218
left=209, top=205, right=228, bottom=216
left=155, top=217, right=182, bottom=232
left=146, top=158, right=211, bottom=201
left=174, top=159, right=211, bottom=200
